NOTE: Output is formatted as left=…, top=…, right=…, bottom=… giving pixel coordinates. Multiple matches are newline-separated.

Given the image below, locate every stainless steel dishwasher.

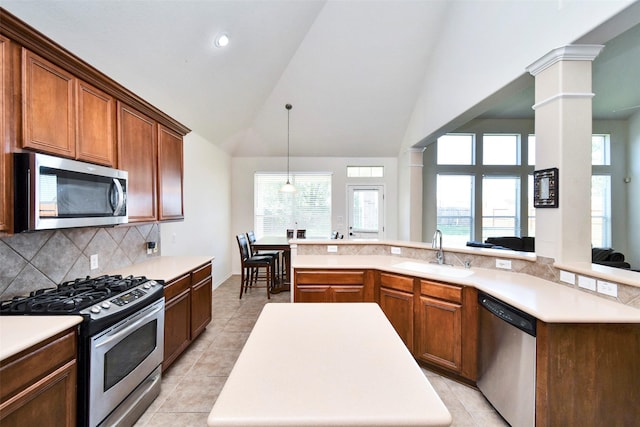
left=477, top=292, right=537, bottom=427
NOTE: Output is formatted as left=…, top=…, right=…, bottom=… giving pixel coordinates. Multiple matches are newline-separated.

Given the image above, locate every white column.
left=527, top=45, right=604, bottom=263
left=398, top=147, right=425, bottom=241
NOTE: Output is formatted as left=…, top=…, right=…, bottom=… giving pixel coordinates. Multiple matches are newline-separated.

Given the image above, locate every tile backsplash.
left=0, top=224, right=160, bottom=300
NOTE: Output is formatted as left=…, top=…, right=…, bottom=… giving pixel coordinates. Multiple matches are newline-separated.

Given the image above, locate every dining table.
left=251, top=236, right=292, bottom=293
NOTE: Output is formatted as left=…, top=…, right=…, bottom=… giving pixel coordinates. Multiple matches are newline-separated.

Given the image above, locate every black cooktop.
left=0, top=275, right=149, bottom=314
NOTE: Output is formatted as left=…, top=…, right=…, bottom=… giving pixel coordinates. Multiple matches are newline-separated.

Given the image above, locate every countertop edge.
left=292, top=254, right=640, bottom=324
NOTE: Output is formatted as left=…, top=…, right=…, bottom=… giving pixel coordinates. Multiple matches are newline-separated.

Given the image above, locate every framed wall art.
left=533, top=167, right=559, bottom=208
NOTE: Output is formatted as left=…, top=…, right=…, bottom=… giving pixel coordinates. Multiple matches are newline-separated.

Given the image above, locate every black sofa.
left=467, top=237, right=631, bottom=269
left=466, top=236, right=535, bottom=252
left=592, top=247, right=631, bottom=269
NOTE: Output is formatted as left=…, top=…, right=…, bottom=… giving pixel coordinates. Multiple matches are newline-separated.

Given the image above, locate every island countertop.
left=208, top=303, right=452, bottom=427
left=292, top=254, right=640, bottom=324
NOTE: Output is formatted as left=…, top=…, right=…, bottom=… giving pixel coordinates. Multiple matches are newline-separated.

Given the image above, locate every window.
left=436, top=134, right=474, bottom=165
left=591, top=175, right=611, bottom=247
left=436, top=132, right=532, bottom=244
left=347, top=166, right=384, bottom=178
left=436, top=175, right=474, bottom=247
left=483, top=134, right=518, bottom=165
left=254, top=173, right=331, bottom=238
left=482, top=176, right=520, bottom=241
left=591, top=134, right=612, bottom=247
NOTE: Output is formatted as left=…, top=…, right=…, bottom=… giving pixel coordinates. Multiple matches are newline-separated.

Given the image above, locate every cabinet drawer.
left=164, top=274, right=191, bottom=301
left=380, top=272, right=414, bottom=293
left=192, top=262, right=212, bottom=284
left=420, top=280, right=462, bottom=303
left=0, top=329, right=76, bottom=402
left=296, top=270, right=364, bottom=285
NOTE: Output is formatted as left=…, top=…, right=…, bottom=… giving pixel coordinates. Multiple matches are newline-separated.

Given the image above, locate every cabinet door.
left=157, top=124, right=184, bottom=220
left=0, top=36, right=9, bottom=232
left=191, top=276, right=212, bottom=339
left=296, top=286, right=332, bottom=303
left=0, top=361, right=76, bottom=427
left=163, top=289, right=191, bottom=371
left=416, top=295, right=462, bottom=373
left=76, top=80, right=115, bottom=166
left=117, top=101, right=157, bottom=222
left=379, top=287, right=414, bottom=352
left=22, top=49, right=75, bottom=157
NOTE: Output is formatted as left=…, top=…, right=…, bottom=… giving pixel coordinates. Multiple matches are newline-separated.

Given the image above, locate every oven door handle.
left=95, top=302, right=163, bottom=349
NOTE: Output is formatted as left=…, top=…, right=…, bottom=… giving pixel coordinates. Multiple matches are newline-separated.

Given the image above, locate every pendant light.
left=280, top=103, right=296, bottom=193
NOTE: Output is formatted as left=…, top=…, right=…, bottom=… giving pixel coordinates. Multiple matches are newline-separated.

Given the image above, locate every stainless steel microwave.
left=14, top=153, right=128, bottom=232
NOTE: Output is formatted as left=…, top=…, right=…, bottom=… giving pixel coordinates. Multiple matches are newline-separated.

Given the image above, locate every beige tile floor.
left=135, top=275, right=509, bottom=427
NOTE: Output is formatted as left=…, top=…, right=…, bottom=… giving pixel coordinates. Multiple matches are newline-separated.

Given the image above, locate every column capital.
left=527, top=44, right=604, bottom=76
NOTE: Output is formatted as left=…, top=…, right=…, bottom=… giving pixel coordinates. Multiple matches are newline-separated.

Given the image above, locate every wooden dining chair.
left=236, top=234, right=274, bottom=299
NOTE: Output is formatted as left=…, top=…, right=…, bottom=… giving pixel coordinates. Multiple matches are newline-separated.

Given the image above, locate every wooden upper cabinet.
left=22, top=49, right=76, bottom=157
left=157, top=124, right=184, bottom=220
left=21, top=49, right=116, bottom=166
left=117, top=101, right=157, bottom=223
left=76, top=80, right=115, bottom=166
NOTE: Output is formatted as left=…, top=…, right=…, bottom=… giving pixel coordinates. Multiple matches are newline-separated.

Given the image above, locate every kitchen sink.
left=392, top=261, right=474, bottom=278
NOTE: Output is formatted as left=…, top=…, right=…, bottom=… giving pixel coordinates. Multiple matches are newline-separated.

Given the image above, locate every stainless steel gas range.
left=0, top=275, right=165, bottom=427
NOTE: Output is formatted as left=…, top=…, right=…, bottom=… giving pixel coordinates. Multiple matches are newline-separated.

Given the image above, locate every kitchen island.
left=208, top=303, right=452, bottom=427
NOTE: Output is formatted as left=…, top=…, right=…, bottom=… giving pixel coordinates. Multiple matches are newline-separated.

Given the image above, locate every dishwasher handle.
left=479, top=292, right=537, bottom=337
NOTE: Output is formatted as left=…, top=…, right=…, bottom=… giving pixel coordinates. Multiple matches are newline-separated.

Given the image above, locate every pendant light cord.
left=286, top=103, right=292, bottom=182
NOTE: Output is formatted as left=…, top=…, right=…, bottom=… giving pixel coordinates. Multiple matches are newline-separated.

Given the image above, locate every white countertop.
left=109, top=255, right=214, bottom=282
left=208, top=303, right=452, bottom=427
left=0, top=316, right=83, bottom=361
left=293, top=255, right=640, bottom=323
left=1, top=256, right=213, bottom=363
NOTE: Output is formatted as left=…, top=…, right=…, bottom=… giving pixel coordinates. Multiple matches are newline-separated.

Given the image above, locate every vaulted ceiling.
left=3, top=1, right=639, bottom=158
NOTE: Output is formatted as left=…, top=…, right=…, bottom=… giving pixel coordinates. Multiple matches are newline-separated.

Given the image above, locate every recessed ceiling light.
left=214, top=33, right=229, bottom=48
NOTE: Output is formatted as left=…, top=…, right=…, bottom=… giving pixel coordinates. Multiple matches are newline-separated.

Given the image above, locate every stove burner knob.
left=90, top=306, right=101, bottom=314
left=101, top=301, right=111, bottom=309
left=143, top=283, right=151, bottom=289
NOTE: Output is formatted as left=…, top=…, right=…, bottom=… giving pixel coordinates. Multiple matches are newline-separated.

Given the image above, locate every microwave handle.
left=110, top=179, right=125, bottom=215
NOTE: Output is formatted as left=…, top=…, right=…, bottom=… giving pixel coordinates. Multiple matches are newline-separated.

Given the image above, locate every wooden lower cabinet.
left=294, top=270, right=374, bottom=303
left=535, top=322, right=640, bottom=426
left=0, top=329, right=77, bottom=427
left=190, top=264, right=213, bottom=339
left=415, top=279, right=477, bottom=380
left=378, top=272, right=415, bottom=352
left=416, top=294, right=462, bottom=372
left=163, top=285, right=191, bottom=370
left=162, top=262, right=212, bottom=371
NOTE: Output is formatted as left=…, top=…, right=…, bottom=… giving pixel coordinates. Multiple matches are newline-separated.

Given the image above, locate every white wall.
left=230, top=156, right=398, bottom=274
left=402, top=0, right=635, bottom=149
left=161, top=132, right=232, bottom=287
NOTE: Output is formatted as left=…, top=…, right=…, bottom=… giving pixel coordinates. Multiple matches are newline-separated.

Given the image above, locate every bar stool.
left=247, top=231, right=281, bottom=283
left=236, top=234, right=274, bottom=299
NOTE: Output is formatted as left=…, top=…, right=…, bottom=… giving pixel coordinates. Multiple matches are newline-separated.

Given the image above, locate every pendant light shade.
left=280, top=103, right=296, bottom=192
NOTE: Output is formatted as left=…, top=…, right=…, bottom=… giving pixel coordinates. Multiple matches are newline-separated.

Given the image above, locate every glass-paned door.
left=347, top=185, right=384, bottom=239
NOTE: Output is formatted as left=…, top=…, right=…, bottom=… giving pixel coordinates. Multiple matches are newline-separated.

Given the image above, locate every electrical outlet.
left=597, top=280, right=618, bottom=297
left=391, top=247, right=401, bottom=255
left=495, top=259, right=511, bottom=270
left=90, top=254, right=99, bottom=270
left=327, top=245, right=338, bottom=253
left=578, top=276, right=596, bottom=291
left=559, top=270, right=575, bottom=285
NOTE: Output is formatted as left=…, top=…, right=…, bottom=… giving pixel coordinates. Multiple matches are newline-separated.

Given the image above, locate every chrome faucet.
left=432, top=229, right=444, bottom=264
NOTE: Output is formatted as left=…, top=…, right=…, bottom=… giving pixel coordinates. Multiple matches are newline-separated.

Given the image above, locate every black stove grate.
left=0, top=275, right=149, bottom=314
